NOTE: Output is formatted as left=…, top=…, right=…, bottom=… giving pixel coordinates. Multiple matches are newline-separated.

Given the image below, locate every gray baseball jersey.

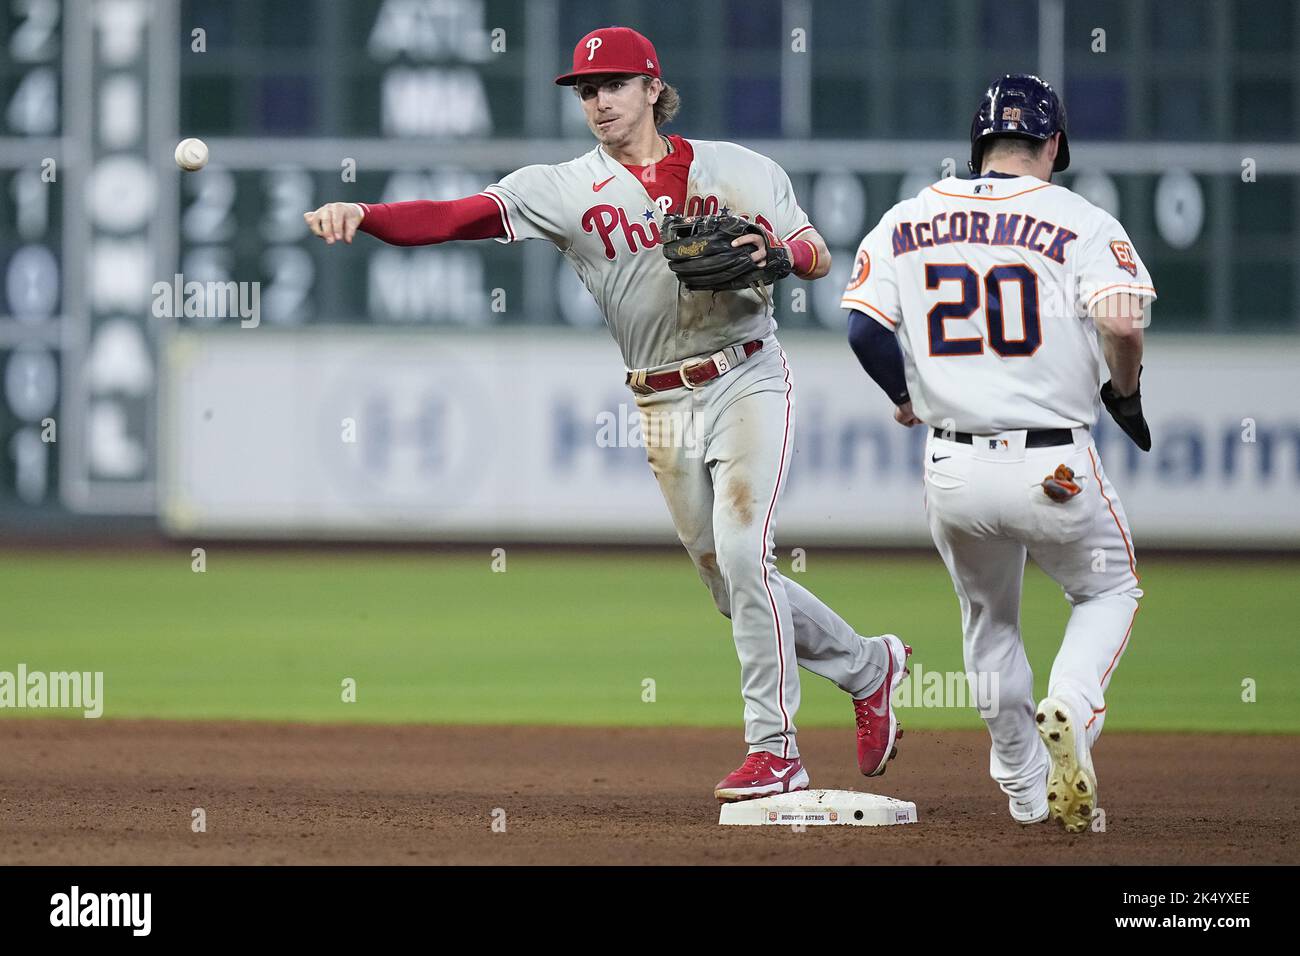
left=475, top=138, right=890, bottom=764
left=480, top=139, right=812, bottom=369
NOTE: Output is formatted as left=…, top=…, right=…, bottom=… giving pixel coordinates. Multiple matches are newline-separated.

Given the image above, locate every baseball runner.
left=305, top=27, right=911, bottom=802
left=842, top=74, right=1154, bottom=832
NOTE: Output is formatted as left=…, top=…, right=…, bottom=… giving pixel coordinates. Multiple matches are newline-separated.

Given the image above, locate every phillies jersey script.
left=841, top=174, right=1157, bottom=432
left=481, top=139, right=813, bottom=370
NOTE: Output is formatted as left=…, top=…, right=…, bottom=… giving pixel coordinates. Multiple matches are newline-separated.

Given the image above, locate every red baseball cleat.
left=853, top=634, right=911, bottom=777
left=714, top=751, right=809, bottom=803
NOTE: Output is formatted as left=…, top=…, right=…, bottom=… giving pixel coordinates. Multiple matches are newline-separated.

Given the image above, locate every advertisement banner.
left=160, top=329, right=1300, bottom=547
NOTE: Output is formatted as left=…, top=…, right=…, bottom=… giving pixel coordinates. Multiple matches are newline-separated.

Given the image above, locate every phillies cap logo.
left=556, top=27, right=661, bottom=86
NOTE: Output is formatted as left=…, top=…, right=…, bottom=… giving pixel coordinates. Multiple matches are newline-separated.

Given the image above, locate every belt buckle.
left=678, top=359, right=699, bottom=390
left=627, top=370, right=653, bottom=395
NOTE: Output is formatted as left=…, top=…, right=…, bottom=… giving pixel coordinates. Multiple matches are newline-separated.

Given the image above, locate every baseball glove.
left=1041, top=464, right=1083, bottom=502
left=1100, top=367, right=1152, bottom=452
left=660, top=214, right=793, bottom=292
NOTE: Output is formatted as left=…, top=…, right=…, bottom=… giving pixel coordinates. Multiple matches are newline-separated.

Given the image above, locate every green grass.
left=0, top=550, right=1295, bottom=732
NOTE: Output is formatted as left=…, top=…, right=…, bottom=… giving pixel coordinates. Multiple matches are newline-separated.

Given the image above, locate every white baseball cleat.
left=1009, top=748, right=1051, bottom=824
left=1035, top=696, right=1098, bottom=833
left=1010, top=793, right=1049, bottom=825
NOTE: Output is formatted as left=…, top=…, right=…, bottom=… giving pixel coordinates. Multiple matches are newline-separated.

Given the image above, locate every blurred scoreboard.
left=174, top=0, right=544, bottom=329
left=168, top=0, right=1300, bottom=339
left=2, top=0, right=1298, bottom=519
left=1, top=0, right=65, bottom=517
left=1, top=0, right=178, bottom=518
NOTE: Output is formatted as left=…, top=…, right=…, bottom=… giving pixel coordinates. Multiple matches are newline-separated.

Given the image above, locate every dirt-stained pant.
left=923, top=427, right=1142, bottom=807
left=634, top=337, right=889, bottom=758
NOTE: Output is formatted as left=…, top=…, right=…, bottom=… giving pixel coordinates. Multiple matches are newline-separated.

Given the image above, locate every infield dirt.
left=2, top=720, right=1295, bottom=865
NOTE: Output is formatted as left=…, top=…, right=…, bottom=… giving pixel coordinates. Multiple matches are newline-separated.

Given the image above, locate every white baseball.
left=174, top=137, right=209, bottom=171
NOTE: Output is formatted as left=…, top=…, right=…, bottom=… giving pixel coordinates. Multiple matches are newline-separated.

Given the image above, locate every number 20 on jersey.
left=925, top=263, right=1042, bottom=357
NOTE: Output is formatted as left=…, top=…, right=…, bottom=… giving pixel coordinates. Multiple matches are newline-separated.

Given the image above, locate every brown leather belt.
left=626, top=340, right=764, bottom=395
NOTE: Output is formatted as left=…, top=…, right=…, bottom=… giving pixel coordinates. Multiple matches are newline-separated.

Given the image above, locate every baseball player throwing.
left=305, top=27, right=910, bottom=802
left=843, top=74, right=1154, bottom=832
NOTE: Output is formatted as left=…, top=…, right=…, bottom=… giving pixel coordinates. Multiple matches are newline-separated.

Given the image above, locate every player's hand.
left=893, top=401, right=922, bottom=428
left=730, top=231, right=769, bottom=267
left=304, top=202, right=364, bottom=245
left=1100, top=373, right=1152, bottom=451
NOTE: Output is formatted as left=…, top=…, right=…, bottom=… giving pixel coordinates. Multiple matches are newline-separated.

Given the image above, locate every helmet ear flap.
left=968, top=106, right=991, bottom=174
left=1052, top=130, right=1071, bottom=172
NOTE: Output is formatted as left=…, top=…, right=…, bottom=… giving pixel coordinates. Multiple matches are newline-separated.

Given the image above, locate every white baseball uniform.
left=484, top=139, right=891, bottom=758
left=843, top=172, right=1155, bottom=808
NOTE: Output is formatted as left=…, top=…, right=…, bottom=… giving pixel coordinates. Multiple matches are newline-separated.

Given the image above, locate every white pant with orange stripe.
left=923, top=426, right=1142, bottom=806
left=636, top=336, right=891, bottom=759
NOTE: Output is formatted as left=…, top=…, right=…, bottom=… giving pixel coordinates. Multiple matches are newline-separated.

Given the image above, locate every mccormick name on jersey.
left=891, top=212, right=1078, bottom=265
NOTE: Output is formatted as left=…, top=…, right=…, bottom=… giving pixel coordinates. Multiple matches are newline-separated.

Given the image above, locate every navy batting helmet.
left=968, top=73, right=1069, bottom=174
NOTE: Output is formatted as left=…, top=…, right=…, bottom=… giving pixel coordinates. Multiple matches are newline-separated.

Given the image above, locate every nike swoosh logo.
left=931, top=454, right=951, bottom=463
left=868, top=659, right=897, bottom=717
left=592, top=176, right=616, bottom=192
left=771, top=764, right=797, bottom=779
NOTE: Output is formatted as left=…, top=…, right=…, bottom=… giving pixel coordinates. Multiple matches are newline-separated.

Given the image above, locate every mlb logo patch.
left=974, top=184, right=991, bottom=194
left=1110, top=240, right=1138, bottom=277
left=988, top=439, right=1009, bottom=450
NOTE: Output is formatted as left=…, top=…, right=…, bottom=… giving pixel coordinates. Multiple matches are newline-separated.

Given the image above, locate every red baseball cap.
left=554, top=26, right=660, bottom=86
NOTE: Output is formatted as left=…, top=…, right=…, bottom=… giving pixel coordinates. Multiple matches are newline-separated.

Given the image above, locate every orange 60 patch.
left=1109, top=239, right=1137, bottom=277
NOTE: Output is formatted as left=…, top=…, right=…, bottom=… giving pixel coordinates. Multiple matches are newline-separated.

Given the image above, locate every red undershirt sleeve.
left=356, top=195, right=506, bottom=246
